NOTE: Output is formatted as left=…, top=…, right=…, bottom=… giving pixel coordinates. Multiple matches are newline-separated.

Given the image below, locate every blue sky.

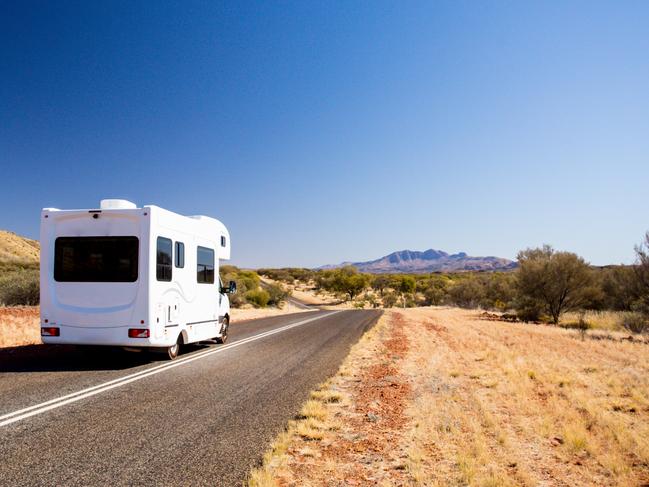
left=1, top=1, right=648, bottom=268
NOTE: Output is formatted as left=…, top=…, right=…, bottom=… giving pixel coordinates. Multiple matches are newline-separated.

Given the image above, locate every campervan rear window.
left=54, top=237, right=139, bottom=282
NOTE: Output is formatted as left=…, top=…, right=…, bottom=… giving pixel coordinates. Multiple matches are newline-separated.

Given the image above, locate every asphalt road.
left=0, top=308, right=381, bottom=486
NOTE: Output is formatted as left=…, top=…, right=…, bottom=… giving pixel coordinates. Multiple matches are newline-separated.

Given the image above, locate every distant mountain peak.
left=319, top=248, right=516, bottom=273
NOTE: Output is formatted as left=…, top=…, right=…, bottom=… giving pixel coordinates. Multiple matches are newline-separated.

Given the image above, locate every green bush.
left=382, top=291, right=398, bottom=308
left=245, top=289, right=270, bottom=308
left=515, top=299, right=543, bottom=323
left=448, top=278, right=485, bottom=308
left=0, top=269, right=40, bottom=306
left=266, top=283, right=289, bottom=307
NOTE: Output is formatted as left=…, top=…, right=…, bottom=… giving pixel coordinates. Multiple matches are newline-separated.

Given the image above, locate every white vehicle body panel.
left=40, top=200, right=231, bottom=348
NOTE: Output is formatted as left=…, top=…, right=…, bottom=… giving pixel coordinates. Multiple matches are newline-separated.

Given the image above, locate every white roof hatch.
left=100, top=199, right=137, bottom=210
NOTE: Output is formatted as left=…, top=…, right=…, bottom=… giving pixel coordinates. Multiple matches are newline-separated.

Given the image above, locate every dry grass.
left=249, top=307, right=649, bottom=486
left=561, top=310, right=626, bottom=331
left=0, top=306, right=40, bottom=348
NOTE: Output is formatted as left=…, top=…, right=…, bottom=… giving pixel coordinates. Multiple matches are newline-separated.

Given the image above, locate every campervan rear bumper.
left=41, top=325, right=176, bottom=347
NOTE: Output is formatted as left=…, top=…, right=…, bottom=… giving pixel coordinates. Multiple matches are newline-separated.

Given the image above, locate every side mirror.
left=228, top=280, right=237, bottom=294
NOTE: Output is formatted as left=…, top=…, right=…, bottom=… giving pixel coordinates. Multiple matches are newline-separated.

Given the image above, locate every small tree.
left=331, top=266, right=370, bottom=302
left=515, top=245, right=594, bottom=324
left=370, top=275, right=390, bottom=297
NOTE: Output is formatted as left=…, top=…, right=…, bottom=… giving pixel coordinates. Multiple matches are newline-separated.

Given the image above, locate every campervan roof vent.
left=100, top=199, right=137, bottom=210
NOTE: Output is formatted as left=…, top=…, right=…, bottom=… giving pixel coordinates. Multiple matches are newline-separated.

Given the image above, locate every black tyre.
left=215, top=317, right=229, bottom=344
left=167, top=335, right=182, bottom=360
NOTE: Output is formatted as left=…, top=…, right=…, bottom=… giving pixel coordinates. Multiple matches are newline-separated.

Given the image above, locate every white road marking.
left=0, top=310, right=341, bottom=428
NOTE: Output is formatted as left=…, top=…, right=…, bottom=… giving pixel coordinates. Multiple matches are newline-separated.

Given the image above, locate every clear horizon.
left=2, top=2, right=648, bottom=268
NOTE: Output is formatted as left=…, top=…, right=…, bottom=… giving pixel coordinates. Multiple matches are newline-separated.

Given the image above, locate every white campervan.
left=39, top=199, right=236, bottom=359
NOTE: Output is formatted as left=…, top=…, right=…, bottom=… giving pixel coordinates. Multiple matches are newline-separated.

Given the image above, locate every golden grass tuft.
left=309, top=389, right=342, bottom=403
left=298, top=400, right=328, bottom=422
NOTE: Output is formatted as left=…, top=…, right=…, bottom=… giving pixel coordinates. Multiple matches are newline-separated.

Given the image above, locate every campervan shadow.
left=39, top=199, right=236, bottom=359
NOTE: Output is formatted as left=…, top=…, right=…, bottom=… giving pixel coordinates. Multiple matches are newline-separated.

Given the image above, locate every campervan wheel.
left=216, top=317, right=229, bottom=344
left=167, top=335, right=182, bottom=360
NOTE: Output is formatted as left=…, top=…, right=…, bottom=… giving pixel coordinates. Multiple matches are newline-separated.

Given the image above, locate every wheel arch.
left=179, top=329, right=188, bottom=345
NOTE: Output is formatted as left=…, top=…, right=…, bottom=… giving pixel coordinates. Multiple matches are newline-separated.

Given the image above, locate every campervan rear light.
left=128, top=328, right=150, bottom=338
left=41, top=327, right=60, bottom=337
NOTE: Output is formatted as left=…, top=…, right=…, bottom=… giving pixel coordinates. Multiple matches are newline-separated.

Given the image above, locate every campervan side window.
left=54, top=236, right=139, bottom=282
left=175, top=241, right=185, bottom=268
left=156, top=237, right=173, bottom=281
left=197, top=246, right=214, bottom=284
left=221, top=236, right=227, bottom=247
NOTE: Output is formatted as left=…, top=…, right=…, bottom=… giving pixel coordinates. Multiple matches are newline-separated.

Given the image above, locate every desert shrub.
left=480, top=273, right=516, bottom=310
left=363, top=292, right=378, bottom=308
left=382, top=291, right=398, bottom=308
left=398, top=276, right=416, bottom=295
left=515, top=298, right=543, bottom=323
left=621, top=312, right=649, bottom=334
left=404, top=294, right=417, bottom=308
left=422, top=286, right=446, bottom=306
left=258, top=267, right=315, bottom=285
left=245, top=289, right=270, bottom=308
left=448, top=278, right=485, bottom=308
left=266, top=283, right=289, bottom=307
left=370, top=275, right=391, bottom=296
left=0, top=269, right=39, bottom=306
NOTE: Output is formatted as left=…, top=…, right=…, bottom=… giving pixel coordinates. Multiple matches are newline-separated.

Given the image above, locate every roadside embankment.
left=249, top=307, right=649, bottom=486
left=0, top=306, right=40, bottom=348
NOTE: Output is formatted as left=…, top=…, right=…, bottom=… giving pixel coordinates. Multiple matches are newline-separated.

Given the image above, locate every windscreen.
left=54, top=236, right=139, bottom=282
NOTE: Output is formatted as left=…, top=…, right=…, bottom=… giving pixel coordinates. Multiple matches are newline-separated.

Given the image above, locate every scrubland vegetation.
left=0, top=261, right=39, bottom=306
left=259, top=232, right=649, bottom=335
left=220, top=265, right=289, bottom=309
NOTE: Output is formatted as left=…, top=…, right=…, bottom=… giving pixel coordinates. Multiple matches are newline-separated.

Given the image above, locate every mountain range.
left=320, top=249, right=517, bottom=273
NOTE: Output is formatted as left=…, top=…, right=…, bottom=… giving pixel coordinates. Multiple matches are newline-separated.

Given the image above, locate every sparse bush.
left=382, top=291, right=398, bottom=308
left=266, top=283, right=289, bottom=307
left=515, top=299, right=543, bottom=323
left=448, top=278, right=485, bottom=309
left=370, top=275, right=390, bottom=296
left=245, top=289, right=270, bottom=308
left=422, top=286, right=446, bottom=305
left=621, top=312, right=649, bottom=334
left=480, top=273, right=516, bottom=310
left=404, top=294, right=417, bottom=308
left=0, top=269, right=39, bottom=306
